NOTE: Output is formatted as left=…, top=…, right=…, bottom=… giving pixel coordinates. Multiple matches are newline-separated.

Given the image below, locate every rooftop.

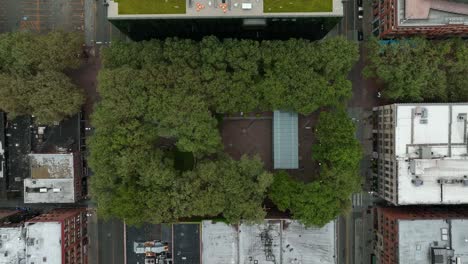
left=25, top=222, right=62, bottom=264
left=202, top=219, right=336, bottom=264
left=393, top=104, right=468, bottom=205
left=0, top=226, right=26, bottom=264
left=399, top=219, right=468, bottom=264
left=24, top=153, right=76, bottom=203
left=398, top=0, right=468, bottom=27
left=107, top=0, right=342, bottom=19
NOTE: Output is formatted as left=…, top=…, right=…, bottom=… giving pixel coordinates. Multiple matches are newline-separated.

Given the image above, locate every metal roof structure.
left=273, top=110, right=298, bottom=169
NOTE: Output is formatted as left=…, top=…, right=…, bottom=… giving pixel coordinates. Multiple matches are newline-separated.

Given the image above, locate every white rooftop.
left=24, top=153, right=76, bottom=203
left=201, top=219, right=336, bottom=264
left=394, top=104, right=468, bottom=205
left=398, top=219, right=468, bottom=264
left=25, top=222, right=62, bottom=264
left=0, top=226, right=26, bottom=264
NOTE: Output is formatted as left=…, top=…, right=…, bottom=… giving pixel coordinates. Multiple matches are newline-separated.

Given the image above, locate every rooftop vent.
left=27, top=238, right=35, bottom=246
left=458, top=113, right=467, bottom=122
left=431, top=248, right=454, bottom=264
left=412, top=177, right=424, bottom=186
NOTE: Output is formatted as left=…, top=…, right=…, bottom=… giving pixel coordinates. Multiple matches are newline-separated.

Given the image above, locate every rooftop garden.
left=263, top=0, right=332, bottom=13
left=115, top=0, right=186, bottom=14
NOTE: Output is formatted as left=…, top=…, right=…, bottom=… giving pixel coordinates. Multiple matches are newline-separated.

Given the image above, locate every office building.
left=373, top=103, right=468, bottom=205
left=375, top=206, right=468, bottom=264
left=372, top=0, right=468, bottom=38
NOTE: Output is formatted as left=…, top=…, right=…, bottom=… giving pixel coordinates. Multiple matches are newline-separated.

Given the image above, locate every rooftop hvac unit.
left=414, top=107, right=423, bottom=116
left=52, top=188, right=61, bottom=193
left=420, top=118, right=428, bottom=124
left=463, top=177, right=468, bottom=186
left=412, top=177, right=424, bottom=186
left=39, top=188, right=47, bottom=193
left=27, top=238, right=35, bottom=246
left=458, top=113, right=467, bottom=122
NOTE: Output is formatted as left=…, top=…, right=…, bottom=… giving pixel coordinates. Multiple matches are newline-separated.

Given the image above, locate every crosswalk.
left=352, top=192, right=363, bottom=208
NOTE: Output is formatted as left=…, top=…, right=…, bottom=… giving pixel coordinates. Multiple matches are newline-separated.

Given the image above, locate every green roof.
left=273, top=110, right=298, bottom=169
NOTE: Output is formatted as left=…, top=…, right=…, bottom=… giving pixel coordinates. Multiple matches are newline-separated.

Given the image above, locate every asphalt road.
left=96, top=218, right=125, bottom=264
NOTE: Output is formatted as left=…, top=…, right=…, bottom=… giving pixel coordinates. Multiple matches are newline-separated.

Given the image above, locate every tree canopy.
left=90, top=36, right=359, bottom=225
left=269, top=108, right=362, bottom=226
left=364, top=37, right=468, bottom=102
left=0, top=31, right=84, bottom=124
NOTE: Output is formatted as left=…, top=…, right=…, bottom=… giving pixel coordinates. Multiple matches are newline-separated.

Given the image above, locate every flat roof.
left=5, top=116, right=32, bottom=193
left=398, top=219, right=468, bottom=264
left=397, top=0, right=468, bottom=27
left=173, top=223, right=200, bottom=264
left=273, top=110, right=298, bottom=169
left=202, top=219, right=336, bottom=264
left=394, top=104, right=468, bottom=205
left=25, top=222, right=62, bottom=264
left=24, top=153, right=76, bottom=203
left=0, top=226, right=26, bottom=263
left=107, top=0, right=343, bottom=19
left=29, top=153, right=74, bottom=179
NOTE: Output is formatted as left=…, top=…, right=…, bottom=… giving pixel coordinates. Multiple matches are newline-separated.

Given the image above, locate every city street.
left=92, top=218, right=125, bottom=264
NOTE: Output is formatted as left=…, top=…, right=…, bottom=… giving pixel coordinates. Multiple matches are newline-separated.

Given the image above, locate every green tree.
left=0, top=31, right=84, bottom=123
left=363, top=37, right=468, bottom=102
left=446, top=38, right=468, bottom=101
left=0, top=71, right=83, bottom=124
left=90, top=36, right=360, bottom=225
left=313, top=109, right=362, bottom=170
left=269, top=109, right=362, bottom=227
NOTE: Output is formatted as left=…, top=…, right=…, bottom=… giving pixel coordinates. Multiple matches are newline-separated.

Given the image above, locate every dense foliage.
left=364, top=37, right=468, bottom=102
left=0, top=31, right=84, bottom=124
left=269, top=109, right=362, bottom=226
left=90, top=36, right=359, bottom=225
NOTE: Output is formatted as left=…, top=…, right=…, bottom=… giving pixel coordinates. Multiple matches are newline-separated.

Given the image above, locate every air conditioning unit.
left=458, top=113, right=467, bottom=122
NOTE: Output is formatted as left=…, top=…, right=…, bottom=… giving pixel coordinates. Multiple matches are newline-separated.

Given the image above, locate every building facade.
left=373, top=103, right=468, bottom=205
left=375, top=206, right=468, bottom=264
left=372, top=0, right=468, bottom=38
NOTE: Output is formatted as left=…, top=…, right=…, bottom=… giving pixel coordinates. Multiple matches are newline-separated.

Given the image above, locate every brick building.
left=375, top=206, right=468, bottom=264
left=0, top=208, right=88, bottom=264
left=372, top=0, right=468, bottom=38
left=26, top=208, right=88, bottom=264
left=372, top=103, right=468, bottom=205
